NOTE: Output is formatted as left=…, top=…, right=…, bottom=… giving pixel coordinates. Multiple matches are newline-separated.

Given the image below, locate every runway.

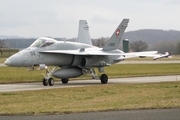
left=1, top=108, right=180, bottom=120
left=0, top=75, right=179, bottom=92
left=0, top=63, right=6, bottom=66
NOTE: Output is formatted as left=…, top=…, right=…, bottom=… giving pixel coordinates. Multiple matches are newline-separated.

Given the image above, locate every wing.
left=40, top=48, right=123, bottom=56
left=116, top=51, right=159, bottom=60
left=40, top=48, right=158, bottom=58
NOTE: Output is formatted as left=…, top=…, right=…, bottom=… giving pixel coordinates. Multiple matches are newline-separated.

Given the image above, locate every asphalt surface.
left=1, top=109, right=180, bottom=120
left=0, top=63, right=6, bottom=66
left=0, top=75, right=180, bottom=92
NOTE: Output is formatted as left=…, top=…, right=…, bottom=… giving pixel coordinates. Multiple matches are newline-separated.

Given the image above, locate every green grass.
left=0, top=51, right=17, bottom=58
left=105, top=64, right=180, bottom=77
left=0, top=67, right=43, bottom=84
left=0, top=58, right=6, bottom=63
left=0, top=64, right=180, bottom=84
left=0, top=82, right=180, bottom=115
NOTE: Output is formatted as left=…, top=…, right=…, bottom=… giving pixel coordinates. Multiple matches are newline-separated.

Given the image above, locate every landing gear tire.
left=100, top=74, right=108, bottom=84
left=48, top=78, right=54, bottom=86
left=43, top=78, right=48, bottom=86
left=61, top=78, right=69, bottom=84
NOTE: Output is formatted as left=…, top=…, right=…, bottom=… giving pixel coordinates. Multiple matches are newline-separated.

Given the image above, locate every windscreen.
left=30, top=37, right=56, bottom=47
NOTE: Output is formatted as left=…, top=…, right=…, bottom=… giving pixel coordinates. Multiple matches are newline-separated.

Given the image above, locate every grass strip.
left=0, top=82, right=180, bottom=115
left=0, top=64, right=180, bottom=84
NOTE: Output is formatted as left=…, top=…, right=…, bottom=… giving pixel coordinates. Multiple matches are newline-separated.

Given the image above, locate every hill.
left=0, top=35, right=22, bottom=39
left=123, top=29, right=180, bottom=54
left=124, top=29, right=180, bottom=44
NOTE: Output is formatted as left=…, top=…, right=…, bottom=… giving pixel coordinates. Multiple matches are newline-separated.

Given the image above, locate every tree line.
left=1, top=38, right=180, bottom=55
left=93, top=38, right=180, bottom=54
left=1, top=29, right=180, bottom=54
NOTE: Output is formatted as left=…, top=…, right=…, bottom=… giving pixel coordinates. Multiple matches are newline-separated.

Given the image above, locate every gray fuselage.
left=5, top=40, right=123, bottom=68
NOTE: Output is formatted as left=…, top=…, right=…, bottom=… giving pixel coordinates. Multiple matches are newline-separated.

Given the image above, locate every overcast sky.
left=0, top=0, right=180, bottom=38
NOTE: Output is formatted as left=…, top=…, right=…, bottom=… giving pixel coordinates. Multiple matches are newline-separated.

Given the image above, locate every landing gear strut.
left=42, top=66, right=57, bottom=86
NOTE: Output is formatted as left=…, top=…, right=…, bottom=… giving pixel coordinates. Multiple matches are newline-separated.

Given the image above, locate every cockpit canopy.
left=30, top=37, right=57, bottom=47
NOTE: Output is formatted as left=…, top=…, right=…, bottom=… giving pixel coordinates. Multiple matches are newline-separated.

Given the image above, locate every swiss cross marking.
left=116, top=29, right=120, bottom=36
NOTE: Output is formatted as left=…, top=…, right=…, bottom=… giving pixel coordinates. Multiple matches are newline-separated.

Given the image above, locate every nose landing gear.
left=42, top=66, right=57, bottom=86
left=43, top=78, right=54, bottom=86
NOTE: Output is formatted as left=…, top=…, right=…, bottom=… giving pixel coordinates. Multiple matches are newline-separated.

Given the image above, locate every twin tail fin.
left=103, top=19, right=129, bottom=51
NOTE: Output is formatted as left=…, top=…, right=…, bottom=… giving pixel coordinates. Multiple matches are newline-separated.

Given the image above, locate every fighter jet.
left=4, top=19, right=159, bottom=86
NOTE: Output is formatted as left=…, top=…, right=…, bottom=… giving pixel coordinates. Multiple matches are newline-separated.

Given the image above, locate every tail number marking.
left=108, top=42, right=115, bottom=46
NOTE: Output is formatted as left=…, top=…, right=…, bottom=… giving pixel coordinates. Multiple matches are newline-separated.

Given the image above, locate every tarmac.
left=0, top=75, right=179, bottom=92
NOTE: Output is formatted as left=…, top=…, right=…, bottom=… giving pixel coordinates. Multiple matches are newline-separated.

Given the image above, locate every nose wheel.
left=43, top=78, right=54, bottom=86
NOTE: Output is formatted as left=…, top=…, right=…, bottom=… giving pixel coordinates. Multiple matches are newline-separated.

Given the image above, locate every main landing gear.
left=87, top=68, right=108, bottom=84
left=100, top=74, right=108, bottom=84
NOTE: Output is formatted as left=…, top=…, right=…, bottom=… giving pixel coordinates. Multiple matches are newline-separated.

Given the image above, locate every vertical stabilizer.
left=77, top=20, right=92, bottom=45
left=103, top=19, right=129, bottom=51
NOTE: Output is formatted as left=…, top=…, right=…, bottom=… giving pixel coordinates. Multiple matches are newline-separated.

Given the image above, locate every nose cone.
left=4, top=53, right=25, bottom=67
left=4, top=59, right=11, bottom=66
